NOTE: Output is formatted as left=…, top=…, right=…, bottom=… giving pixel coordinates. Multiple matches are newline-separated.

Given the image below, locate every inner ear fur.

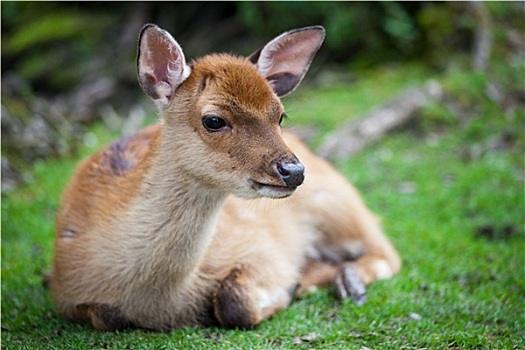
left=137, top=24, right=191, bottom=108
left=249, top=26, right=325, bottom=97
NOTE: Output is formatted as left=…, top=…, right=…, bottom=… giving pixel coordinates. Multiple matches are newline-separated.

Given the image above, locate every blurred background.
left=1, top=1, right=523, bottom=191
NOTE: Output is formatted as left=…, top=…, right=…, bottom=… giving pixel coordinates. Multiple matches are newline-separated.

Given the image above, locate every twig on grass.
left=317, top=80, right=443, bottom=161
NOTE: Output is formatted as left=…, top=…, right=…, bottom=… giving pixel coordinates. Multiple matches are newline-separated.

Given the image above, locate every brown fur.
left=49, top=25, right=401, bottom=331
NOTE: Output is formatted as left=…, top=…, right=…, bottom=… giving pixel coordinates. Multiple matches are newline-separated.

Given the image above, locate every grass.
left=2, top=63, right=524, bottom=349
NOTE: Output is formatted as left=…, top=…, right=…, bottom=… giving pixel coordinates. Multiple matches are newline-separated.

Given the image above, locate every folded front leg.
left=213, top=265, right=293, bottom=329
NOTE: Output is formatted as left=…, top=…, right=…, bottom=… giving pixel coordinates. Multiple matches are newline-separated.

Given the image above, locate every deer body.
left=50, top=25, right=401, bottom=331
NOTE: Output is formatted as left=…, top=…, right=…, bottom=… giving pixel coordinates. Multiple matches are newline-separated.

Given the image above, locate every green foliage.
left=2, top=2, right=521, bottom=93
left=417, top=3, right=471, bottom=67
left=2, top=2, right=111, bottom=90
left=236, top=2, right=423, bottom=65
left=5, top=13, right=95, bottom=54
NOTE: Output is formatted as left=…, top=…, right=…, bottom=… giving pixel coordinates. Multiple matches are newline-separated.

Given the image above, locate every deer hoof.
left=334, top=265, right=367, bottom=306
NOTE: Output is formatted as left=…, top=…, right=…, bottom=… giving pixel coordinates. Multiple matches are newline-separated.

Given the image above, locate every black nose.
left=276, top=160, right=305, bottom=188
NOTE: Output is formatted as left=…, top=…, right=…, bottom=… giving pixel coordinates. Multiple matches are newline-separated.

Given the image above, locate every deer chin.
left=249, top=180, right=297, bottom=199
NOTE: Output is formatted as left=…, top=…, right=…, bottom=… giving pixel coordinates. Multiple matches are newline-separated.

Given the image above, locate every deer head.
left=137, top=24, right=325, bottom=199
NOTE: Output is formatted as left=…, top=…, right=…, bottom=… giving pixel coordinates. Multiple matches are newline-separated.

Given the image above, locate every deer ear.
left=248, top=26, right=325, bottom=97
left=137, top=24, right=191, bottom=109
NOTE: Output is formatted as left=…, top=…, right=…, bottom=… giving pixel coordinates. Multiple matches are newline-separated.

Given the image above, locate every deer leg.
left=295, top=259, right=338, bottom=296
left=296, top=259, right=367, bottom=305
left=213, top=265, right=292, bottom=329
left=299, top=242, right=399, bottom=305
left=81, top=303, right=130, bottom=331
left=334, top=250, right=400, bottom=305
left=302, top=183, right=401, bottom=304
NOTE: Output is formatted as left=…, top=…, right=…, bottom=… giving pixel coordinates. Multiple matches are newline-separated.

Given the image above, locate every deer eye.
left=202, top=116, right=228, bottom=132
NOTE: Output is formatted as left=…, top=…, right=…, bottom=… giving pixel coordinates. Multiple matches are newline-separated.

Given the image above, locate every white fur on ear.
left=137, top=24, right=191, bottom=109
left=249, top=26, right=325, bottom=97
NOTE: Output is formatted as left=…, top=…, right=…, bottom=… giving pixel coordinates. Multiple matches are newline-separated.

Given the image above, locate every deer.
left=49, top=24, right=401, bottom=331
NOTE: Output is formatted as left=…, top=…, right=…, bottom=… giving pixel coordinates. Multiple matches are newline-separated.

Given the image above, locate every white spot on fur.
left=374, top=260, right=393, bottom=280
left=305, top=285, right=318, bottom=294
left=256, top=186, right=294, bottom=199
left=256, top=287, right=287, bottom=310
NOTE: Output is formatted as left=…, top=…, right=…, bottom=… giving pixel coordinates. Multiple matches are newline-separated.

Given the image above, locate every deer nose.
left=276, top=160, right=305, bottom=188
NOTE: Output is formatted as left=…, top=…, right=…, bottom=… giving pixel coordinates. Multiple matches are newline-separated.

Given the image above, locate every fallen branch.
left=316, top=80, right=443, bottom=161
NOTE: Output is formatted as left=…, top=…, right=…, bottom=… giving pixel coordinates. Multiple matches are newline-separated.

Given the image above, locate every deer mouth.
left=250, top=180, right=297, bottom=198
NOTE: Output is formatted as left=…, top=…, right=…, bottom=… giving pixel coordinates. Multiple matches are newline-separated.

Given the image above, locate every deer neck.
left=121, top=125, right=225, bottom=286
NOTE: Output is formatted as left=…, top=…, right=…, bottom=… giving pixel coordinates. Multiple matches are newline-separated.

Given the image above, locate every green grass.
left=2, top=64, right=524, bottom=349
left=286, top=64, right=429, bottom=146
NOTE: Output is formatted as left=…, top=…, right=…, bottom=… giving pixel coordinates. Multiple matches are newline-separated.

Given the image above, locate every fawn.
left=49, top=24, right=401, bottom=331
